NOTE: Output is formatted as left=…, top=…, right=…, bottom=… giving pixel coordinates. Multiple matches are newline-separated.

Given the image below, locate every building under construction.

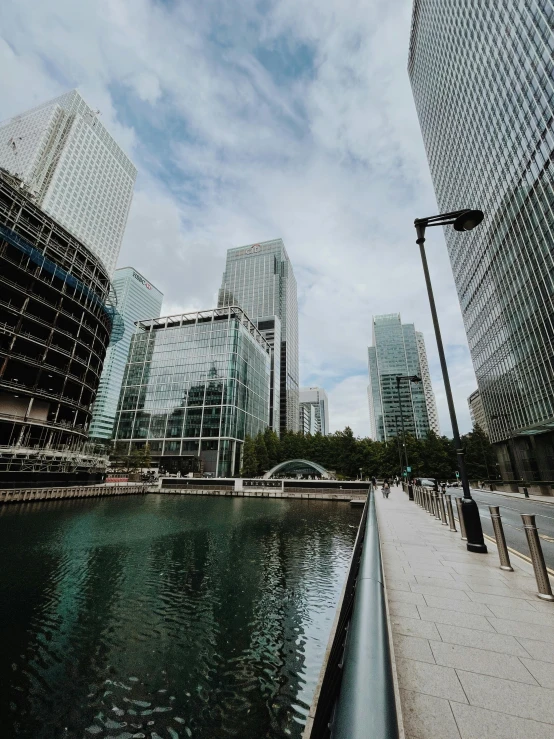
left=0, top=168, right=119, bottom=486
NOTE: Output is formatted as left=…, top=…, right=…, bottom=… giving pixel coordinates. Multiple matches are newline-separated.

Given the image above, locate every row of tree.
left=241, top=426, right=496, bottom=481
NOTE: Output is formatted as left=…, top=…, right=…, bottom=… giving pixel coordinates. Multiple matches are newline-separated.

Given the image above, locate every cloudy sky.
left=1, top=0, right=478, bottom=436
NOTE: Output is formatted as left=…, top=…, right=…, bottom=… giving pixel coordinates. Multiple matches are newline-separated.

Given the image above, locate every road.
left=447, top=487, right=554, bottom=572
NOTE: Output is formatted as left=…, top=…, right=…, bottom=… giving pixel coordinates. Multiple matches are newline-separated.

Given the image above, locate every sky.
left=0, top=0, right=478, bottom=437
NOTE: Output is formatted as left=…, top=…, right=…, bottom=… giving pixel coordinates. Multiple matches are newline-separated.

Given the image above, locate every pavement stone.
left=377, top=485, right=554, bottom=739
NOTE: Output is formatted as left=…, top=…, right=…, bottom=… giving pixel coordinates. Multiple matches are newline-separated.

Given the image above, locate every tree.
left=241, top=435, right=258, bottom=477
left=254, top=434, right=269, bottom=475
left=263, top=427, right=280, bottom=469
left=462, top=425, right=496, bottom=480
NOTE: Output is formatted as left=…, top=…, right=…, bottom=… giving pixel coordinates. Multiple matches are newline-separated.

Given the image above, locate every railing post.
left=489, top=506, right=513, bottom=571
left=521, top=514, right=554, bottom=601
left=446, top=495, right=457, bottom=532
left=439, top=493, right=448, bottom=525
left=455, top=497, right=467, bottom=540
left=433, top=491, right=441, bottom=520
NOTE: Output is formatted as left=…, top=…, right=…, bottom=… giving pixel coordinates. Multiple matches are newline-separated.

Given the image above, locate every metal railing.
left=306, top=488, right=399, bottom=739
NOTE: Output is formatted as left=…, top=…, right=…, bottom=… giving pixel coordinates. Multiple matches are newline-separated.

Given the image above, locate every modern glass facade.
left=409, top=0, right=554, bottom=481
left=468, top=389, right=489, bottom=437
left=299, top=387, right=330, bottom=435
left=218, top=238, right=299, bottom=434
left=89, top=267, right=163, bottom=441
left=368, top=314, right=437, bottom=441
left=113, top=307, right=271, bottom=477
left=0, top=90, right=136, bottom=275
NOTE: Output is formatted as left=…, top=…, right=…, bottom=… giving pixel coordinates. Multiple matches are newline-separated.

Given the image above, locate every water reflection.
left=0, top=495, right=360, bottom=738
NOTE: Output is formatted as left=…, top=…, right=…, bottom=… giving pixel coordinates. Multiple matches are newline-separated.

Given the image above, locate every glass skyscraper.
left=0, top=90, right=137, bottom=275
left=299, top=387, right=330, bottom=435
left=368, top=314, right=438, bottom=441
left=113, top=307, right=271, bottom=477
left=89, top=267, right=163, bottom=441
left=409, top=1, right=554, bottom=482
left=218, top=238, right=299, bottom=434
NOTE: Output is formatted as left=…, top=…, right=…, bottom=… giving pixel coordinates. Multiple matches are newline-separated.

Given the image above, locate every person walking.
left=382, top=477, right=390, bottom=498
left=371, top=476, right=377, bottom=490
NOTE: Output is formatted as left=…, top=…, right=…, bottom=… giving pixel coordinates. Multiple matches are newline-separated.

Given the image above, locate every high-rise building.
left=0, top=90, right=137, bottom=275
left=409, top=2, right=554, bottom=482
left=218, top=238, right=299, bottom=434
left=299, top=387, right=329, bottom=435
left=113, top=307, right=272, bottom=477
left=0, top=169, right=114, bottom=485
left=468, top=389, right=489, bottom=437
left=416, top=331, right=440, bottom=436
left=89, top=267, right=163, bottom=441
left=368, top=314, right=437, bottom=442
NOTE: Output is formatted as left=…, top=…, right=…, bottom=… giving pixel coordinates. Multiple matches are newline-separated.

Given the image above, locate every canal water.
left=0, top=495, right=361, bottom=739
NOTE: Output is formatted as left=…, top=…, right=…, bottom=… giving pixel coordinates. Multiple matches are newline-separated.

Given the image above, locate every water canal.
left=0, top=494, right=361, bottom=738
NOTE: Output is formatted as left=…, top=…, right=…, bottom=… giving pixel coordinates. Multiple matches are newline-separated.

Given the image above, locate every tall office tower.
left=299, top=387, right=330, bottom=435
left=468, top=389, right=489, bottom=437
left=368, top=314, right=437, bottom=442
left=114, top=307, right=272, bottom=477
left=416, top=331, right=440, bottom=435
left=409, top=3, right=554, bottom=482
left=89, top=268, right=163, bottom=441
left=0, top=90, right=137, bottom=274
left=218, top=238, right=299, bottom=434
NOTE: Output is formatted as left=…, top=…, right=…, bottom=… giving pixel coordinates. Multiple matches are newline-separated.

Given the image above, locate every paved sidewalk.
left=376, top=485, right=554, bottom=739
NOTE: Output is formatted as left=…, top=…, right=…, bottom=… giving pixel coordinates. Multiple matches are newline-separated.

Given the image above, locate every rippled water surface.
left=0, top=495, right=361, bottom=738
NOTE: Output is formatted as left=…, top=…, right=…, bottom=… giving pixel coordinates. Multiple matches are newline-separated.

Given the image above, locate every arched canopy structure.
left=263, top=459, right=332, bottom=479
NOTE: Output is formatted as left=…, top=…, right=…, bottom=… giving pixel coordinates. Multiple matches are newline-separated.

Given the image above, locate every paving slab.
left=377, top=485, right=554, bottom=739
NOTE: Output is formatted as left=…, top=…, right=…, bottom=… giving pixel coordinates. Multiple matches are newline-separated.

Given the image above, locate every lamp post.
left=414, top=209, right=487, bottom=553
left=394, top=414, right=404, bottom=481
left=395, top=374, right=421, bottom=479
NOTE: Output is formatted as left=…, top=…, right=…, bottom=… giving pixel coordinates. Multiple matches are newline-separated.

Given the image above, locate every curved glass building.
left=0, top=168, right=114, bottom=485
left=409, top=1, right=554, bottom=484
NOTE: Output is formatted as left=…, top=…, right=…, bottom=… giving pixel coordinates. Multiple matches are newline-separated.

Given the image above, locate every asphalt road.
left=447, top=486, right=554, bottom=572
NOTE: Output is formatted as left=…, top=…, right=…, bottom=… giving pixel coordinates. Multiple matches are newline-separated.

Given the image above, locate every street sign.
left=403, top=472, right=407, bottom=477
left=406, top=466, right=412, bottom=472
left=455, top=471, right=460, bottom=478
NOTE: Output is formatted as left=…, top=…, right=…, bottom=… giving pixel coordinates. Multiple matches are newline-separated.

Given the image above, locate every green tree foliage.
left=240, top=435, right=258, bottom=477
left=254, top=434, right=269, bottom=475
left=237, top=426, right=495, bottom=480
left=462, top=425, right=497, bottom=480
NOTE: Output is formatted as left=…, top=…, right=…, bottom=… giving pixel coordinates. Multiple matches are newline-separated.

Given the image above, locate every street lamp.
left=396, top=374, right=421, bottom=483
left=414, top=209, right=487, bottom=554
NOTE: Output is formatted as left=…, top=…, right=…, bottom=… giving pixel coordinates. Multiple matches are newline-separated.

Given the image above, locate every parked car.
left=417, top=477, right=437, bottom=488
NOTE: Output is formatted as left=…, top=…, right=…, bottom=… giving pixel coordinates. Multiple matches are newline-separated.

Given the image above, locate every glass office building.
left=368, top=314, right=438, bottom=441
left=0, top=90, right=137, bottom=275
left=113, top=307, right=271, bottom=477
left=218, top=238, right=299, bottom=434
left=409, top=1, right=554, bottom=482
left=89, top=267, right=163, bottom=441
left=299, top=387, right=330, bottom=435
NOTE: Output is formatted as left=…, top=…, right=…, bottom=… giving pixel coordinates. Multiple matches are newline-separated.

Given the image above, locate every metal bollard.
left=433, top=491, right=441, bottom=520
left=439, top=493, right=448, bottom=525
left=455, top=496, right=467, bottom=540
left=521, top=514, right=554, bottom=601
left=489, top=506, right=513, bottom=571
left=446, top=494, right=457, bottom=532
left=429, top=490, right=436, bottom=516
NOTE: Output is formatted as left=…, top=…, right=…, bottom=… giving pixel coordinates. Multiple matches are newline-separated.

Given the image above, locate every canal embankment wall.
left=0, top=483, right=147, bottom=505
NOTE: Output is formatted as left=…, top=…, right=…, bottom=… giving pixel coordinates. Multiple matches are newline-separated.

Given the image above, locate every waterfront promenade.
left=376, top=485, right=554, bottom=739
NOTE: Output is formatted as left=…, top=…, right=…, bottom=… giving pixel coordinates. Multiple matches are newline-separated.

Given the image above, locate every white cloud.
left=0, top=0, right=477, bottom=437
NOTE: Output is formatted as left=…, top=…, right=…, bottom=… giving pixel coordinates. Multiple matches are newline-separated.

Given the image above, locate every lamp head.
left=453, top=209, right=484, bottom=232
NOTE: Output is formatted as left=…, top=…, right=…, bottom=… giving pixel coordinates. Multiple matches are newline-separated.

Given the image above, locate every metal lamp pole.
left=394, top=415, right=404, bottom=481
left=414, top=209, right=487, bottom=553
left=395, top=375, right=421, bottom=478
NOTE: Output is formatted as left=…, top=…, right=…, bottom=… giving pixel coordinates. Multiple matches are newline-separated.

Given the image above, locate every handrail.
left=306, top=488, right=399, bottom=739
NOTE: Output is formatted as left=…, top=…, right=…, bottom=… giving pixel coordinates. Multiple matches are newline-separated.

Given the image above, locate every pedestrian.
left=371, top=476, right=377, bottom=489
left=382, top=477, right=390, bottom=498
